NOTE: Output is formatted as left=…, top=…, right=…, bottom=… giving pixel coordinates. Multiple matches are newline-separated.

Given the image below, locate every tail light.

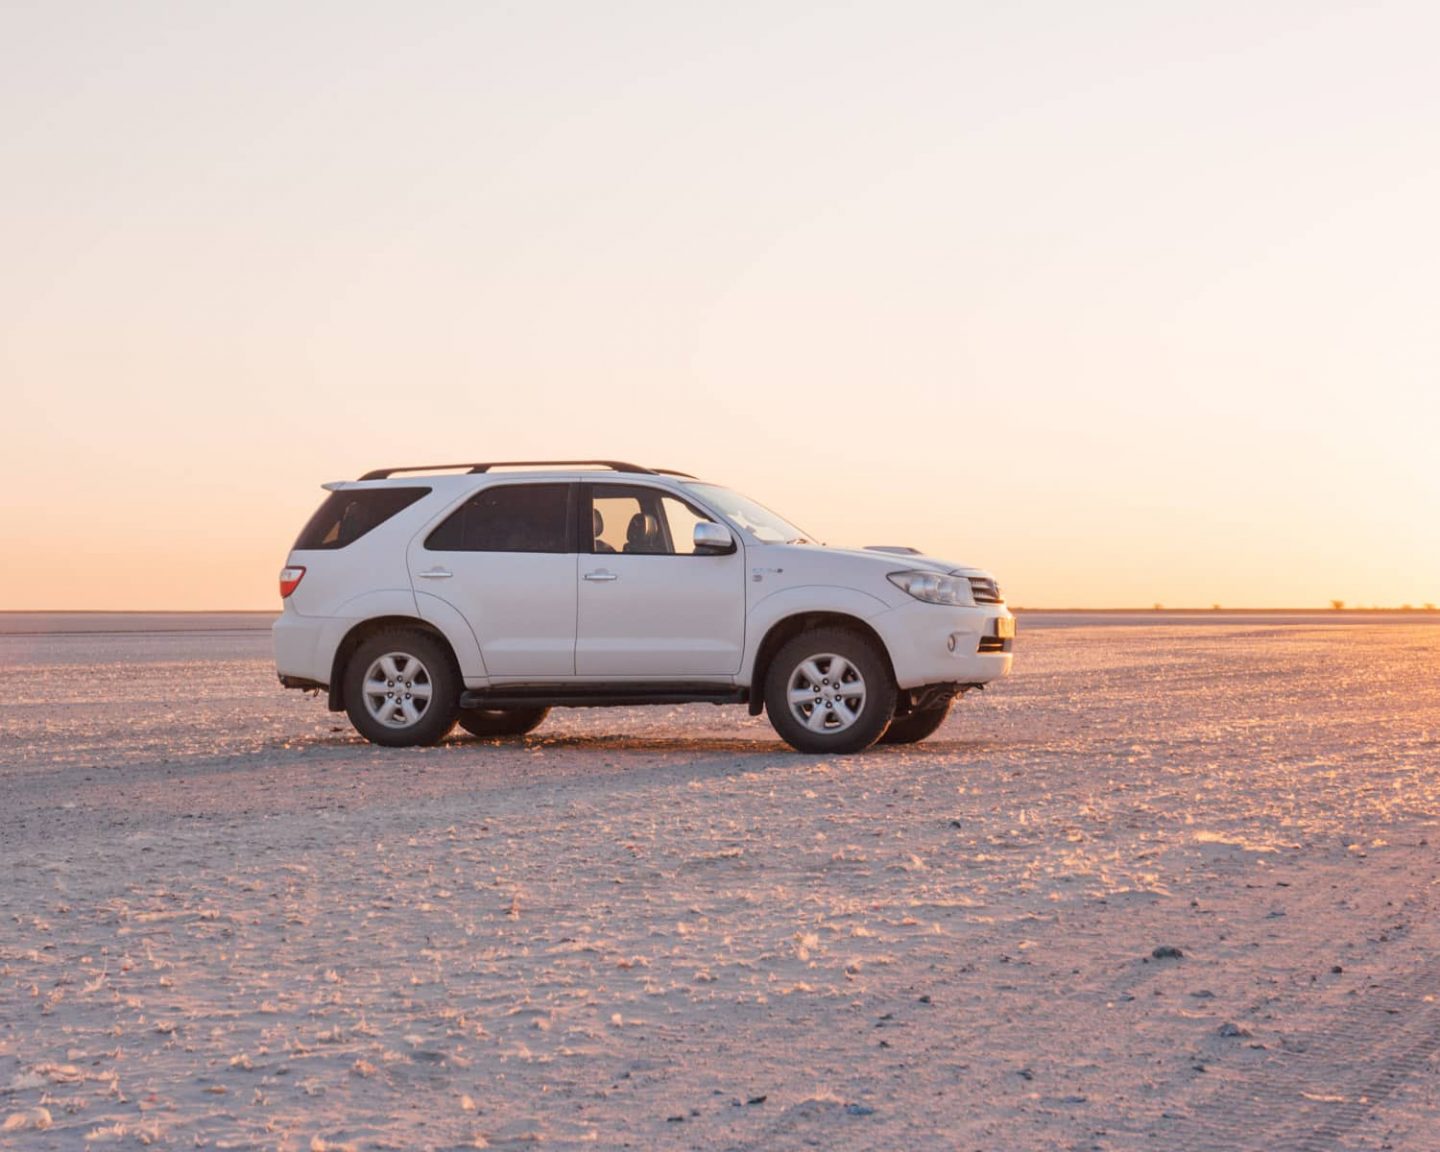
left=279, top=566, right=306, bottom=598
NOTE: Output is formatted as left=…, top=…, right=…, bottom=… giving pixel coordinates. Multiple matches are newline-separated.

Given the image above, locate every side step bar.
left=459, top=683, right=747, bottom=711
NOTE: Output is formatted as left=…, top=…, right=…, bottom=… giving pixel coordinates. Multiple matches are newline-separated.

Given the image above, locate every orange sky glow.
left=2, top=2, right=1437, bottom=610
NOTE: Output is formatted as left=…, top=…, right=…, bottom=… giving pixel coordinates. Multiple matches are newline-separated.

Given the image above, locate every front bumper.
left=869, top=600, right=1014, bottom=690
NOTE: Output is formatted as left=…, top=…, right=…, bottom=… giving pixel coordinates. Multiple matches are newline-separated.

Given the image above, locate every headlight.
left=887, top=570, right=975, bottom=606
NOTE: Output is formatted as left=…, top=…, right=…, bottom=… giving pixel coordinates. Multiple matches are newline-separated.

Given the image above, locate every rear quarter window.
left=293, top=487, right=431, bottom=550
left=425, top=483, right=573, bottom=552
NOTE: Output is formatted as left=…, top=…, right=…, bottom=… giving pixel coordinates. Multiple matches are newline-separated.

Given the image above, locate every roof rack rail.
left=357, top=460, right=656, bottom=481
left=652, top=467, right=698, bottom=479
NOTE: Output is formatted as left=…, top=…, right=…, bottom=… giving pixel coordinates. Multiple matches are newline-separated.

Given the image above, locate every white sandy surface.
left=2, top=617, right=1439, bottom=1150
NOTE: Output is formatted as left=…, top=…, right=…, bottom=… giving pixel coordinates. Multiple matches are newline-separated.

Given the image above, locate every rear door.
left=408, top=481, right=577, bottom=677
left=576, top=483, right=745, bottom=676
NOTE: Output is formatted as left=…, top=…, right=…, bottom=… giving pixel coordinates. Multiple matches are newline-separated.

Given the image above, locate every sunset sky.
left=2, top=1, right=1436, bottom=610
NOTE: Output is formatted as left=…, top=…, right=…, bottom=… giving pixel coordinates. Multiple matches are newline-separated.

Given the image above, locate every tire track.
left=1176, top=882, right=1440, bottom=1151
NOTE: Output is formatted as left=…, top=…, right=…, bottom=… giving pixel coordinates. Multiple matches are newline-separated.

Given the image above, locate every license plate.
left=994, top=617, right=1015, bottom=639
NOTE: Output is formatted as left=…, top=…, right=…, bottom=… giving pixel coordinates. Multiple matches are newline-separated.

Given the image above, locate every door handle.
left=418, top=569, right=453, bottom=579
left=583, top=571, right=619, bottom=582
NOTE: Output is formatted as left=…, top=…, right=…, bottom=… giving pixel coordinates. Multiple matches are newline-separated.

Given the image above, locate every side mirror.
left=693, top=521, right=736, bottom=554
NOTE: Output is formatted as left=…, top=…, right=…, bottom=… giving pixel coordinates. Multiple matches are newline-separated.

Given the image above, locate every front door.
left=409, top=481, right=577, bottom=677
left=576, top=483, right=745, bottom=676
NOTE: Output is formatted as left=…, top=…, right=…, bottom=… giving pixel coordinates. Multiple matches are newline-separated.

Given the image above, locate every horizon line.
left=2, top=606, right=1436, bottom=616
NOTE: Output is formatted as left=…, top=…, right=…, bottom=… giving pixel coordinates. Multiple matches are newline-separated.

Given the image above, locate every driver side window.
left=588, top=486, right=720, bottom=556
left=658, top=497, right=709, bottom=556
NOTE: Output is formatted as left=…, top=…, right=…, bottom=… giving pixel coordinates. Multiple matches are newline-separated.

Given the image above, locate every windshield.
left=684, top=483, right=814, bottom=545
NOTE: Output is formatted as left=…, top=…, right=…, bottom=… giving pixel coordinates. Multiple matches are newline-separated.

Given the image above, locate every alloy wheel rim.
left=786, top=652, right=867, bottom=734
left=362, top=652, right=434, bottom=728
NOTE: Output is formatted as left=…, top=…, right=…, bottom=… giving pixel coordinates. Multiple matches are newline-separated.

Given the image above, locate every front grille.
left=968, top=576, right=1003, bottom=604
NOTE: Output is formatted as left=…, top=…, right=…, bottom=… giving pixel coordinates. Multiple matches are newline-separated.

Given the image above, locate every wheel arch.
left=747, top=611, right=896, bottom=716
left=327, top=616, right=462, bottom=712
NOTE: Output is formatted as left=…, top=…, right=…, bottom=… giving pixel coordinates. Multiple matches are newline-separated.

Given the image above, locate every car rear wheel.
left=764, top=627, right=896, bottom=754
left=456, top=705, right=550, bottom=739
left=878, top=699, right=953, bottom=745
left=344, top=629, right=459, bottom=747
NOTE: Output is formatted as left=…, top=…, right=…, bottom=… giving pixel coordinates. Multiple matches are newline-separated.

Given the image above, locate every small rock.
left=1190, top=989, right=1215, bottom=999
left=746, top=1095, right=767, bottom=1106
left=845, top=1104, right=875, bottom=1116
left=1151, top=946, right=1184, bottom=960
left=1218, top=1022, right=1253, bottom=1038
left=1331, top=965, right=1344, bottom=974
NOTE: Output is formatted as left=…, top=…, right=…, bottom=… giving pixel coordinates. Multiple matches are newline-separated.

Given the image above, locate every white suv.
left=273, top=461, right=1013, bottom=754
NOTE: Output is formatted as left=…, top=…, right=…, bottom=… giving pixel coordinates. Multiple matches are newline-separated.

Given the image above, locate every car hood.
left=767, top=542, right=987, bottom=578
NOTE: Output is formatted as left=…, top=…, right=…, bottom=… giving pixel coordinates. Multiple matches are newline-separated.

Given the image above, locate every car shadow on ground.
left=456, top=732, right=785, bottom=755
left=446, top=732, right=1005, bottom=759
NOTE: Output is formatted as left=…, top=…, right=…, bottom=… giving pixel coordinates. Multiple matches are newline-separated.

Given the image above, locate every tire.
left=456, top=705, right=549, bottom=739
left=878, top=699, right=953, bottom=745
left=344, top=629, right=460, bottom=747
left=763, top=627, right=896, bottom=754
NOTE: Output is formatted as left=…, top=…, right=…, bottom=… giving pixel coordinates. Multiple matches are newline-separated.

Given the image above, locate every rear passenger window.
left=293, top=487, right=430, bottom=550
left=426, top=484, right=572, bottom=553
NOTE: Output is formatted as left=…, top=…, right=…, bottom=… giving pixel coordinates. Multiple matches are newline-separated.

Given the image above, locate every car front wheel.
left=878, top=699, right=953, bottom=745
left=456, top=705, right=550, bottom=739
left=763, top=627, right=896, bottom=754
left=344, top=629, right=459, bottom=747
